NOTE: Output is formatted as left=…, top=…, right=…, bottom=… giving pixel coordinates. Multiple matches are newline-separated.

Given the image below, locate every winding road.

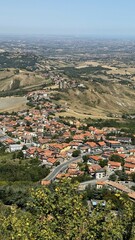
left=44, top=156, right=82, bottom=181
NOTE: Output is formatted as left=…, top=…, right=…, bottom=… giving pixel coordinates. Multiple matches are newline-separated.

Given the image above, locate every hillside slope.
left=0, top=69, right=50, bottom=92
left=55, top=81, right=135, bottom=118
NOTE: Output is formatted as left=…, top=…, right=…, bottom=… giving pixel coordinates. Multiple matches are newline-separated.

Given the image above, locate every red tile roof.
left=107, top=140, right=120, bottom=144
left=125, top=157, right=135, bottom=164
left=124, top=163, right=135, bottom=169
left=98, top=141, right=106, bottom=147
left=47, top=158, right=57, bottom=164
left=90, top=155, right=101, bottom=161
left=41, top=180, right=51, bottom=186
left=86, top=142, right=97, bottom=148
left=89, top=164, right=101, bottom=172
left=108, top=161, right=121, bottom=167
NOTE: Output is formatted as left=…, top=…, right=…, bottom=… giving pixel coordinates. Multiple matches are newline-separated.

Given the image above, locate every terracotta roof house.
left=124, top=163, right=135, bottom=172
left=47, top=158, right=57, bottom=165
left=88, top=164, right=105, bottom=179
left=108, top=161, right=122, bottom=170
left=41, top=180, right=51, bottom=186
left=106, top=140, right=121, bottom=148
left=88, top=164, right=101, bottom=174
left=96, top=181, right=106, bottom=189
left=86, top=141, right=98, bottom=149
left=125, top=157, right=135, bottom=165
left=129, top=149, right=135, bottom=156
left=98, top=141, right=106, bottom=147
left=78, top=144, right=90, bottom=154
left=73, top=134, right=84, bottom=142
left=88, top=155, right=102, bottom=164
left=56, top=173, right=70, bottom=180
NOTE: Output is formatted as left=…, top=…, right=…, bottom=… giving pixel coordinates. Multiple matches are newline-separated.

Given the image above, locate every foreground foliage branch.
left=0, top=180, right=134, bottom=240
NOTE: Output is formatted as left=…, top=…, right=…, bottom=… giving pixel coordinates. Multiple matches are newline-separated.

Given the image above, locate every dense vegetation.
left=0, top=163, right=49, bottom=182
left=84, top=118, right=135, bottom=135
left=0, top=151, right=50, bottom=183
left=0, top=88, right=28, bottom=97
left=0, top=52, right=38, bottom=70
left=0, top=180, right=134, bottom=240
left=61, top=66, right=109, bottom=79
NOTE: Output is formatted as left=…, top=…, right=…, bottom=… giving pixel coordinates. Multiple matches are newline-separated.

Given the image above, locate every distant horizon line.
left=0, top=33, right=135, bottom=40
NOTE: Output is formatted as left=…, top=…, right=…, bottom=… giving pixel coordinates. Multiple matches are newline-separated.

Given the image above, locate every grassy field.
left=55, top=80, right=135, bottom=119
left=76, top=60, right=135, bottom=76
left=0, top=69, right=51, bottom=92
left=56, top=108, right=111, bottom=119
left=0, top=96, right=27, bottom=112
left=0, top=152, right=20, bottom=165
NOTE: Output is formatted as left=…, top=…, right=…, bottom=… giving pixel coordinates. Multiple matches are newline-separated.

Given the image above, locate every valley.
left=0, top=38, right=135, bottom=118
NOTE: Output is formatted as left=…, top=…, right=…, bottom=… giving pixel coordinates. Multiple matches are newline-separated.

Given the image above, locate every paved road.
left=44, top=156, right=82, bottom=181
left=43, top=152, right=112, bottom=181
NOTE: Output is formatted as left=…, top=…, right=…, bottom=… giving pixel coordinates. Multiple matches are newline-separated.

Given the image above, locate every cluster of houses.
left=96, top=180, right=135, bottom=201
left=0, top=90, right=135, bottom=185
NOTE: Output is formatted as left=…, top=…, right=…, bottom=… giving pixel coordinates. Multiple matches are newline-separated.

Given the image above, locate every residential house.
left=73, top=134, right=84, bottom=143
left=108, top=161, right=122, bottom=170
left=125, top=157, right=135, bottom=165
left=86, top=141, right=98, bottom=152
left=116, top=137, right=132, bottom=144
left=70, top=141, right=81, bottom=150
left=98, top=141, right=106, bottom=148
left=9, top=144, right=23, bottom=152
left=124, top=163, right=135, bottom=172
left=96, top=181, right=106, bottom=189
left=129, top=149, right=135, bottom=156
left=55, top=173, right=70, bottom=180
left=106, top=140, right=121, bottom=148
left=88, top=164, right=105, bottom=179
left=87, top=155, right=102, bottom=164
left=96, top=169, right=106, bottom=179
left=78, top=144, right=90, bottom=154
left=41, top=180, right=51, bottom=186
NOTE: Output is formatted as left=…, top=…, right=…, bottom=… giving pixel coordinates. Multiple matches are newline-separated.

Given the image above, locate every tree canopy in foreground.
left=0, top=180, right=135, bottom=240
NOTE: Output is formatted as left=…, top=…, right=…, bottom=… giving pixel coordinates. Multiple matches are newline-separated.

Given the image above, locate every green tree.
left=109, top=173, right=117, bottom=181
left=17, top=151, right=24, bottom=159
left=82, top=155, right=89, bottom=163
left=131, top=172, right=135, bottom=182
left=72, top=150, right=81, bottom=157
left=22, top=145, right=27, bottom=150
left=0, top=180, right=134, bottom=240
left=99, top=159, right=108, bottom=168
left=65, top=137, right=73, bottom=143
left=110, top=154, right=125, bottom=166
left=115, top=170, right=128, bottom=181
left=12, top=152, right=16, bottom=159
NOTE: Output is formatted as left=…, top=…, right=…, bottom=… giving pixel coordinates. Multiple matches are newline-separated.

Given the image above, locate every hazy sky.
left=0, top=0, right=135, bottom=37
